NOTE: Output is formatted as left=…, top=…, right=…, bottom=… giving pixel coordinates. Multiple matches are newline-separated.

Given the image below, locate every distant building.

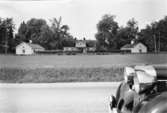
left=121, top=42, right=147, bottom=53
left=16, top=42, right=45, bottom=55
left=75, top=39, right=87, bottom=53
left=63, top=39, right=96, bottom=53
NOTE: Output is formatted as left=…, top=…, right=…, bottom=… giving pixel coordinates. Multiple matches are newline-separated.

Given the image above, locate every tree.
left=95, top=14, right=119, bottom=51
left=139, top=25, right=155, bottom=52
left=17, top=21, right=27, bottom=43
left=116, top=18, right=139, bottom=49
left=26, top=18, right=47, bottom=43
left=62, top=36, right=75, bottom=47
left=16, top=17, right=74, bottom=50
left=0, top=18, right=15, bottom=53
left=38, top=25, right=54, bottom=49
left=16, top=18, right=55, bottom=49
left=50, top=16, right=62, bottom=33
left=139, top=16, right=167, bottom=52
left=126, top=18, right=138, bottom=39
left=16, top=18, right=48, bottom=44
left=155, top=16, right=167, bottom=51
left=50, top=17, right=73, bottom=49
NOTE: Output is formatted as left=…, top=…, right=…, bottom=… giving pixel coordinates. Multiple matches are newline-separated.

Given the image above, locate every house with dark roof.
left=75, top=39, right=87, bottom=53
left=75, top=39, right=96, bottom=53
left=16, top=42, right=45, bottom=55
left=63, top=39, right=96, bottom=53
left=120, top=42, right=147, bottom=53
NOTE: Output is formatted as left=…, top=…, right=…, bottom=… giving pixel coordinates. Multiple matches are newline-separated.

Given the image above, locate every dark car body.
left=134, top=92, right=167, bottom=113
left=109, top=65, right=167, bottom=113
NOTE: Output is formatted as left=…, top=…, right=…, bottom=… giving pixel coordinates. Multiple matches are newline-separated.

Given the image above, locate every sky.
left=0, top=0, right=167, bottom=39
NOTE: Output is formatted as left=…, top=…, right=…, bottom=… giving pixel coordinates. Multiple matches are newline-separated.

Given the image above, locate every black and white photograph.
left=0, top=0, right=167, bottom=113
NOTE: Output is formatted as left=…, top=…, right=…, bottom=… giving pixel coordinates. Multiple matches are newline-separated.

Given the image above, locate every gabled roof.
left=121, top=42, right=145, bottom=50
left=17, top=42, right=45, bottom=50
left=27, top=43, right=45, bottom=50
left=121, top=44, right=137, bottom=49
left=75, top=40, right=87, bottom=48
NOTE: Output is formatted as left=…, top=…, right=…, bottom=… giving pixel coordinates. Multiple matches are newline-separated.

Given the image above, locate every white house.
left=75, top=40, right=87, bottom=53
left=16, top=42, right=45, bottom=55
left=75, top=40, right=87, bottom=48
left=121, top=42, right=147, bottom=53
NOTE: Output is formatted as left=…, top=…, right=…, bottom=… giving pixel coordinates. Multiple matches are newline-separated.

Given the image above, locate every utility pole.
left=158, top=32, right=160, bottom=52
left=154, top=34, right=157, bottom=53
left=153, top=23, right=158, bottom=53
left=5, top=28, right=8, bottom=54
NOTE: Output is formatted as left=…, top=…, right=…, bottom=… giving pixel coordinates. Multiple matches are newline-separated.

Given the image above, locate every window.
left=22, top=49, right=25, bottom=54
left=139, top=49, right=142, bottom=53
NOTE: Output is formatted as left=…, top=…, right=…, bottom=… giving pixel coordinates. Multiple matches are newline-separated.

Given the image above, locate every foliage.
left=15, top=17, right=75, bottom=50
left=49, top=17, right=74, bottom=49
left=95, top=14, right=167, bottom=52
left=95, top=14, right=119, bottom=51
left=95, top=15, right=139, bottom=51
left=1, top=15, right=167, bottom=53
left=139, top=25, right=155, bottom=51
left=0, top=18, right=15, bottom=53
left=15, top=19, right=48, bottom=45
left=116, top=18, right=139, bottom=49
left=86, top=40, right=96, bottom=47
left=139, top=16, right=167, bottom=52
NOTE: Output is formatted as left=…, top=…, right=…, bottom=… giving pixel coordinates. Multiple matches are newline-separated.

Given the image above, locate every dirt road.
left=0, top=82, right=119, bottom=113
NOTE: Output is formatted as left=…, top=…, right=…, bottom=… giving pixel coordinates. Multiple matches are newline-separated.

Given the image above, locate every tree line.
left=15, top=17, right=76, bottom=50
left=0, top=15, right=167, bottom=53
left=96, top=14, right=167, bottom=52
left=0, top=17, right=76, bottom=53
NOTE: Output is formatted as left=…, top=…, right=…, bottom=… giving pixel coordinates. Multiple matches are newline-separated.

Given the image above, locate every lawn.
left=0, top=54, right=166, bottom=83
left=0, top=67, right=124, bottom=83
left=0, top=54, right=167, bottom=69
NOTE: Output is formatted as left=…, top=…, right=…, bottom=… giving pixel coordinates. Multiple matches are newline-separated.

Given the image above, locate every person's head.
left=132, top=75, right=140, bottom=93
left=127, top=75, right=134, bottom=89
left=124, top=67, right=135, bottom=85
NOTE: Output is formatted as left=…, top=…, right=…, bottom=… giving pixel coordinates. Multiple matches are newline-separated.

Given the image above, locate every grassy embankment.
left=0, top=67, right=124, bottom=83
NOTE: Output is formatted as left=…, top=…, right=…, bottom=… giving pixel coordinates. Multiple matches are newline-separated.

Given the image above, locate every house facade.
left=16, top=42, right=45, bottom=55
left=75, top=40, right=87, bottom=53
left=121, top=42, right=147, bottom=53
left=63, top=39, right=96, bottom=53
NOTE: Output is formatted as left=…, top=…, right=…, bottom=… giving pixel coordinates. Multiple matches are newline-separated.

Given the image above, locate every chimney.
left=29, top=40, right=32, bottom=44
left=135, top=35, right=139, bottom=40
left=131, top=40, right=135, bottom=45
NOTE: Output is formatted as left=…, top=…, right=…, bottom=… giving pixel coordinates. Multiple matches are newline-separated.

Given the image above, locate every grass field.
left=0, top=67, right=123, bottom=83
left=0, top=54, right=167, bottom=83
left=0, top=54, right=167, bottom=68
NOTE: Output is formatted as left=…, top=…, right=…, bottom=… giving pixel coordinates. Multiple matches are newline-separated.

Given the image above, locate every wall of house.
left=75, top=41, right=86, bottom=48
left=16, top=43, right=34, bottom=55
left=34, top=48, right=45, bottom=52
left=87, top=47, right=96, bottom=52
left=63, top=47, right=78, bottom=52
left=131, top=43, right=147, bottom=53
